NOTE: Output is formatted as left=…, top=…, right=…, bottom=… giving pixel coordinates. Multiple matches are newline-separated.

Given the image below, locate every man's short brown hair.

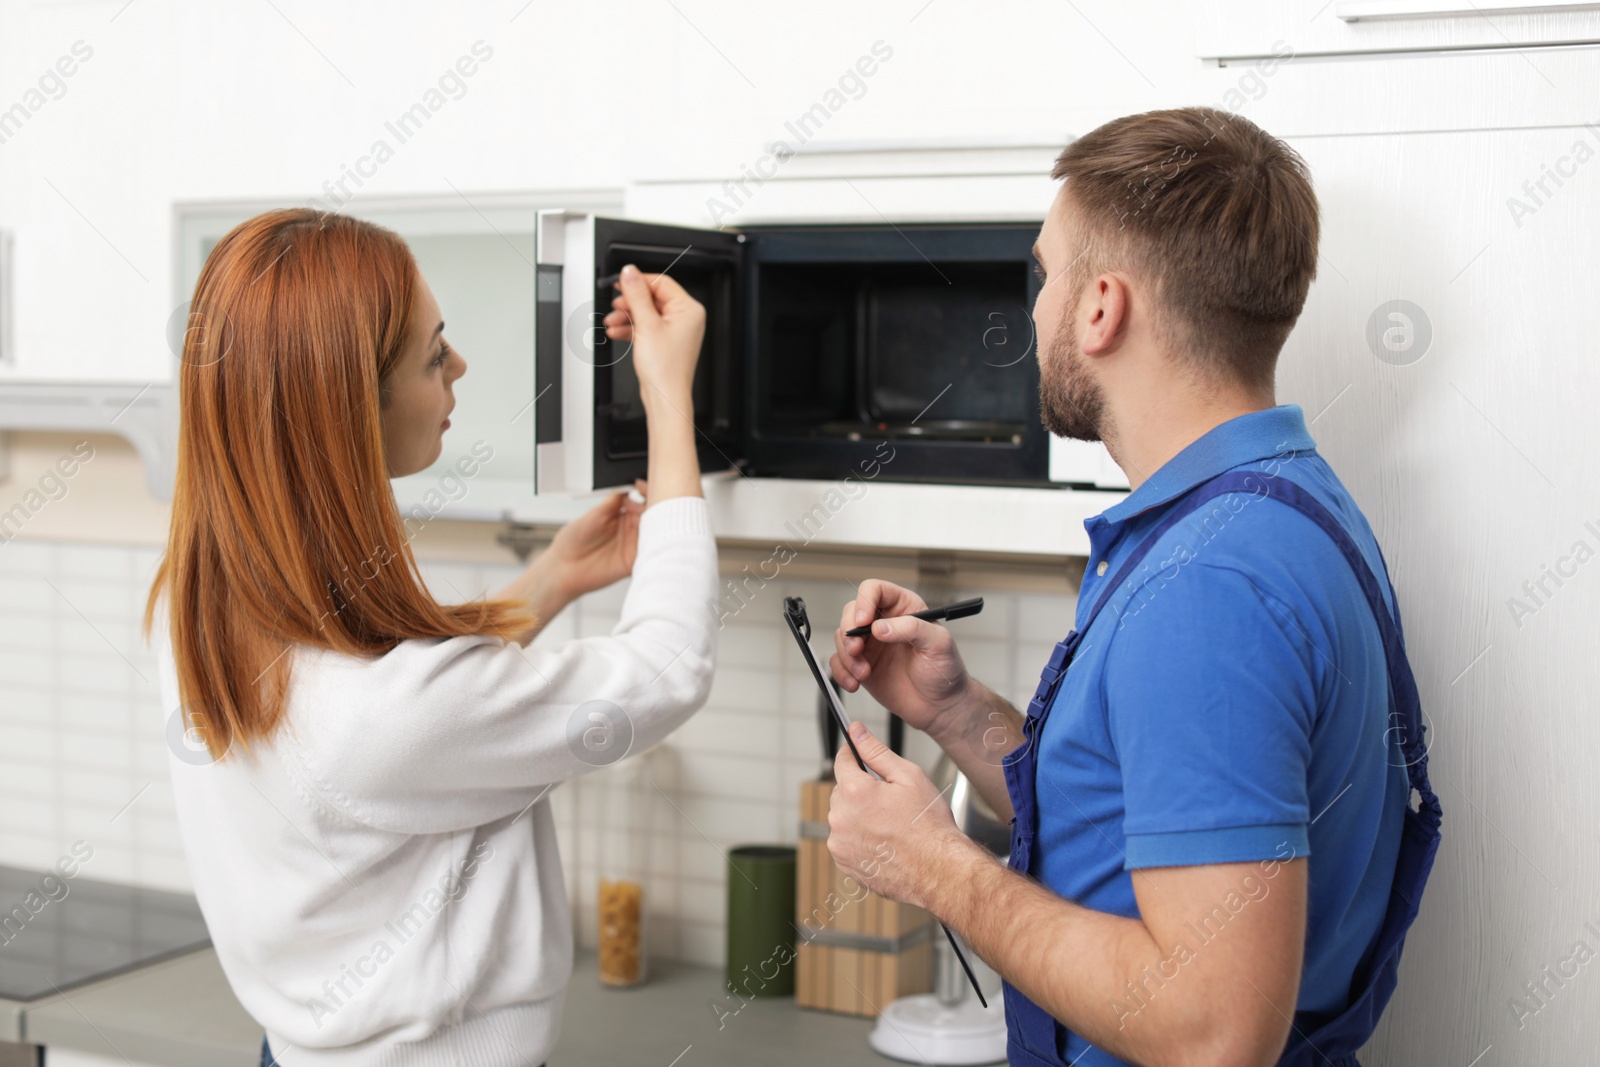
left=1052, top=107, right=1319, bottom=390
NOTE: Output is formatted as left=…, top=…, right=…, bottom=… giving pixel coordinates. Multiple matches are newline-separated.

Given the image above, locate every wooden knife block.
left=795, top=778, right=934, bottom=1016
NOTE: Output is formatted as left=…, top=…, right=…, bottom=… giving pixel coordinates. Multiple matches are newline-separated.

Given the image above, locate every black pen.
left=595, top=271, right=622, bottom=289
left=844, top=596, right=984, bottom=638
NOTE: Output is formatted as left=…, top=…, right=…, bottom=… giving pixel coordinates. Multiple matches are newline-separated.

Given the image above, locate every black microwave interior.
left=757, top=260, right=1032, bottom=437
left=743, top=224, right=1045, bottom=485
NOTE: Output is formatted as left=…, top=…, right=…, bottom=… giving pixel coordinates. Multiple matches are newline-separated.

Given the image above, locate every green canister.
left=724, top=844, right=797, bottom=997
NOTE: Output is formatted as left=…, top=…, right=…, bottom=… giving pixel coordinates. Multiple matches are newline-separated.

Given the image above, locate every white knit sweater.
left=152, top=496, right=718, bottom=1065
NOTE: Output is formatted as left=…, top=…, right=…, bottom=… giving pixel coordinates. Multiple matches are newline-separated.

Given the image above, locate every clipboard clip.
left=783, top=596, right=810, bottom=640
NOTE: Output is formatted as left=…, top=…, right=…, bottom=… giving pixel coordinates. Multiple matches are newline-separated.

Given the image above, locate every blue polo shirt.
left=1035, top=405, right=1408, bottom=1064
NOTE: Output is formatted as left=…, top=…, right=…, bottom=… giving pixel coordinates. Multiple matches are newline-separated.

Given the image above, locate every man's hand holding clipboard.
left=781, top=591, right=991, bottom=1006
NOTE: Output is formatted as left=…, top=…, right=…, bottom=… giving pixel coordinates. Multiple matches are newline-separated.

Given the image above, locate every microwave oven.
left=532, top=212, right=1128, bottom=495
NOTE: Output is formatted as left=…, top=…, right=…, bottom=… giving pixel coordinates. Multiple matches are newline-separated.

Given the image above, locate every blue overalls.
left=1000, top=471, right=1442, bottom=1067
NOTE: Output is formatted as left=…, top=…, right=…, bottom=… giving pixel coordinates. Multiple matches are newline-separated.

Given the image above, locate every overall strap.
left=1082, top=469, right=1439, bottom=823
left=1252, top=477, right=1440, bottom=823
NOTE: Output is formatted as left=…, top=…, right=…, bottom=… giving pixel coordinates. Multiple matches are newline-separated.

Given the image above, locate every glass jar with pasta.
left=596, top=750, right=651, bottom=987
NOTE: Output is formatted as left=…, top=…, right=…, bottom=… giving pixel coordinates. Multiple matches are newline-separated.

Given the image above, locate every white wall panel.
left=1279, top=125, right=1600, bottom=1065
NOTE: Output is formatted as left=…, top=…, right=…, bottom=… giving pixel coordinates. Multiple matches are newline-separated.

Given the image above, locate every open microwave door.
left=535, top=212, right=743, bottom=494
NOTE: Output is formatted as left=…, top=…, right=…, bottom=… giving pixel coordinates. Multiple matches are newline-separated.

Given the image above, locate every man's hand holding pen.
left=828, top=579, right=980, bottom=749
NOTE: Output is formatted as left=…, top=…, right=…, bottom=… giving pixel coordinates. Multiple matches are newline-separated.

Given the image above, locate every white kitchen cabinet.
left=171, top=192, right=619, bottom=525
left=1197, top=0, right=1600, bottom=61
left=1266, top=121, right=1599, bottom=1066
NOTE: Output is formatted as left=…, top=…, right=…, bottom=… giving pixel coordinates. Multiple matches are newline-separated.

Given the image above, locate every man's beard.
left=1038, top=301, right=1106, bottom=443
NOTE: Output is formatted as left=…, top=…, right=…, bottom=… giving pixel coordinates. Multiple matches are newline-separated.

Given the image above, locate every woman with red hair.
left=145, top=208, right=717, bottom=1066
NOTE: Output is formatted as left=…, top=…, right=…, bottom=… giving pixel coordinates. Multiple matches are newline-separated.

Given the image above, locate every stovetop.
left=0, top=865, right=211, bottom=1002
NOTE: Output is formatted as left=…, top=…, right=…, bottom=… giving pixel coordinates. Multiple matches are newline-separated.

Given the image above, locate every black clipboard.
left=783, top=596, right=878, bottom=780
left=779, top=595, right=989, bottom=1008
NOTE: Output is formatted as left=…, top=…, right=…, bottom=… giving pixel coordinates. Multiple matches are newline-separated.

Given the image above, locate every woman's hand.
left=603, top=265, right=704, bottom=412
left=602, top=264, right=705, bottom=505
left=493, top=482, right=646, bottom=645
left=544, top=479, right=647, bottom=600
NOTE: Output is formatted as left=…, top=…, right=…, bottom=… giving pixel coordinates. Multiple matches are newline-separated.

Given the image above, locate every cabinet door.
left=1274, top=122, right=1600, bottom=1067
left=1197, top=0, right=1600, bottom=60
left=174, top=197, right=606, bottom=522
left=535, top=213, right=743, bottom=494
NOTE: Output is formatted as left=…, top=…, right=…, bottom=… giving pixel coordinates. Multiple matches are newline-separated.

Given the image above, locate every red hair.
left=144, top=208, right=534, bottom=759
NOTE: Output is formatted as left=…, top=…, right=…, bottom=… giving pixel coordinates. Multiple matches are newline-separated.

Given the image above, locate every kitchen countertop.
left=18, top=947, right=919, bottom=1066
left=21, top=947, right=260, bottom=1066
left=0, top=865, right=211, bottom=1003
left=0, top=863, right=212, bottom=1048
left=552, top=952, right=902, bottom=1066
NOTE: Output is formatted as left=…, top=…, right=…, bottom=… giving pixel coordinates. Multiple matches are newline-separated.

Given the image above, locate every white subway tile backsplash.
left=942, top=588, right=1014, bottom=641
left=781, top=714, right=830, bottom=765
left=778, top=671, right=823, bottom=718
left=713, top=623, right=785, bottom=669
left=132, top=851, right=195, bottom=892
left=674, top=876, right=727, bottom=927
left=706, top=665, right=784, bottom=714
left=48, top=577, right=134, bottom=620
left=672, top=795, right=783, bottom=844
left=57, top=691, right=130, bottom=731
left=134, top=734, right=171, bottom=777
left=0, top=649, right=53, bottom=687
left=957, top=636, right=1015, bottom=695
left=58, top=729, right=134, bottom=771
left=57, top=618, right=142, bottom=661
left=0, top=535, right=1078, bottom=975
left=79, top=842, right=135, bottom=883
left=1, top=684, right=52, bottom=721
left=2, top=607, right=53, bottom=652
left=674, top=707, right=782, bottom=757
left=80, top=669, right=149, bottom=702
left=130, top=547, right=162, bottom=580
left=3, top=763, right=54, bottom=796
left=0, top=581, right=53, bottom=613
left=54, top=543, right=136, bottom=581
left=418, top=562, right=481, bottom=602
left=60, top=768, right=142, bottom=809
left=3, top=796, right=59, bottom=833
left=2, top=722, right=56, bottom=762
left=676, top=919, right=724, bottom=968
left=0, top=540, right=54, bottom=574
left=671, top=749, right=781, bottom=802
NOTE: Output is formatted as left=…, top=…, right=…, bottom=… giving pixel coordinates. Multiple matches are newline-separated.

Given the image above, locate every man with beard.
left=822, top=107, right=1439, bottom=1067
